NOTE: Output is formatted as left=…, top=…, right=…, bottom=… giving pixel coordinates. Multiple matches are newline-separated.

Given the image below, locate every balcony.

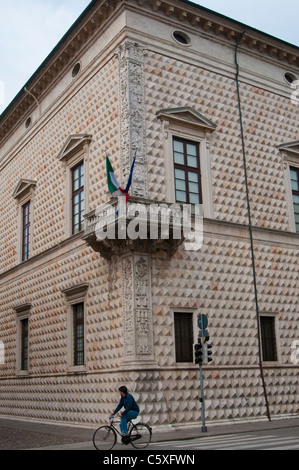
left=82, top=197, right=196, bottom=260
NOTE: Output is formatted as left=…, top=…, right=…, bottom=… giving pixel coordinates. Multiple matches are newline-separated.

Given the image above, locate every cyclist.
left=111, top=386, right=139, bottom=442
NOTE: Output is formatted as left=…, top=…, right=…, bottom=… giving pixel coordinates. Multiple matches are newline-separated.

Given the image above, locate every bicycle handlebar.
left=109, top=415, right=120, bottom=422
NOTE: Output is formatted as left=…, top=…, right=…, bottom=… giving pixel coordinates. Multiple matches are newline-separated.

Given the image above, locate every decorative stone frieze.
left=118, top=40, right=148, bottom=197
left=121, top=253, right=155, bottom=365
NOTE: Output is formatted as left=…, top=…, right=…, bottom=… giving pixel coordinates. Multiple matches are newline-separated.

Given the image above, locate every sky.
left=0, top=0, right=298, bottom=115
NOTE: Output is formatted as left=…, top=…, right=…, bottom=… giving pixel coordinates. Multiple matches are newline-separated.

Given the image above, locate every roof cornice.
left=0, top=0, right=298, bottom=145
left=146, top=0, right=299, bottom=61
left=0, top=0, right=123, bottom=145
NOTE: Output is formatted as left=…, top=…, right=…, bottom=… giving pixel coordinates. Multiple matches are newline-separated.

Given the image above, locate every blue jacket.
left=114, top=393, right=139, bottom=417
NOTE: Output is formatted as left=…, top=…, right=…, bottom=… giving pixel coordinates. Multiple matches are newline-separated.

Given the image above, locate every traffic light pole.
left=196, top=316, right=212, bottom=434
left=199, top=364, right=207, bottom=433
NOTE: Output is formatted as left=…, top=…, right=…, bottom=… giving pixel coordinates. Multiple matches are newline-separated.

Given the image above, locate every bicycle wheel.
left=93, top=425, right=117, bottom=450
left=129, top=422, right=152, bottom=449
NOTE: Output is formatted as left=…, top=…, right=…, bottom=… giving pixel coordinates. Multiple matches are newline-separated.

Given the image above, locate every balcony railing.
left=82, top=197, right=194, bottom=260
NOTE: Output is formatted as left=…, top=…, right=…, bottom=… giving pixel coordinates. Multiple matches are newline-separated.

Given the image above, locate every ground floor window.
left=21, top=318, right=29, bottom=371
left=174, top=312, right=194, bottom=362
left=73, top=303, right=84, bottom=366
left=260, top=316, right=277, bottom=362
left=14, top=304, right=31, bottom=375
left=62, top=283, right=88, bottom=372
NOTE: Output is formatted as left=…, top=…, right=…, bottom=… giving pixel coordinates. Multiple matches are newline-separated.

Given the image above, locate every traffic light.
left=205, top=343, right=213, bottom=363
left=197, top=315, right=213, bottom=365
left=194, top=342, right=204, bottom=364
left=194, top=339, right=213, bottom=365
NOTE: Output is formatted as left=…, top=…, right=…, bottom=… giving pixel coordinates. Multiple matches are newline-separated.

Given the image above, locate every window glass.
left=21, top=318, right=29, bottom=370
left=290, top=167, right=299, bottom=232
left=73, top=303, right=84, bottom=366
left=72, top=162, right=84, bottom=234
left=173, top=140, right=185, bottom=165
left=22, top=201, right=31, bottom=261
left=173, top=138, right=201, bottom=205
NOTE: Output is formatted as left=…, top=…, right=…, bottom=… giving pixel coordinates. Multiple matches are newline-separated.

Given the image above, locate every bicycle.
left=93, top=415, right=152, bottom=450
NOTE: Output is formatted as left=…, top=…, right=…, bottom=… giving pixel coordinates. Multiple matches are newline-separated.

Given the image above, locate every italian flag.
left=106, top=155, right=136, bottom=202
left=106, top=156, right=122, bottom=197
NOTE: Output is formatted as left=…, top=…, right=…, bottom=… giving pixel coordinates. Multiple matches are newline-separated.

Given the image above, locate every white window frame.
left=157, top=108, right=215, bottom=218
left=13, top=180, right=36, bottom=263
left=68, top=156, right=85, bottom=236
left=57, top=134, right=91, bottom=238
left=278, top=142, right=299, bottom=233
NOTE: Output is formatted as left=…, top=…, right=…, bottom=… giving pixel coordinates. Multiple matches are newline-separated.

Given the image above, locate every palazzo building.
left=0, top=0, right=298, bottom=428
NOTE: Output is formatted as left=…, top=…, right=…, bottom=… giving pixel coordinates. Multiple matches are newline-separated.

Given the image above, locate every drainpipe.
left=234, top=30, right=271, bottom=422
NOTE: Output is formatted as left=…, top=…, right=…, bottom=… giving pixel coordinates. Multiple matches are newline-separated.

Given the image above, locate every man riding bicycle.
left=111, top=386, right=139, bottom=442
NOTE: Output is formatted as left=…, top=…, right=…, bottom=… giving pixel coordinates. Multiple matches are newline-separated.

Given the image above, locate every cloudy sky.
left=0, top=0, right=298, bottom=114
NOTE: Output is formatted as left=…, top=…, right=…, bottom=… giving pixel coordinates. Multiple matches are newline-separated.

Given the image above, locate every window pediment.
left=278, top=141, right=299, bottom=155
left=14, top=303, right=32, bottom=320
left=156, top=107, right=216, bottom=133
left=13, top=179, right=37, bottom=200
left=278, top=141, right=299, bottom=165
left=14, top=303, right=32, bottom=313
left=57, top=134, right=92, bottom=162
left=62, top=283, right=89, bottom=303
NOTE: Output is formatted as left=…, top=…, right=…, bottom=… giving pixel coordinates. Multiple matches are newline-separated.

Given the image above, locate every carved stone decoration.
left=121, top=253, right=154, bottom=364
left=134, top=256, right=153, bottom=356
left=118, top=41, right=148, bottom=197
left=122, top=255, right=134, bottom=358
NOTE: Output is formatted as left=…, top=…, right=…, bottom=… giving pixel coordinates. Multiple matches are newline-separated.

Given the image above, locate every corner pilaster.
left=118, top=40, right=148, bottom=197
left=121, top=253, right=156, bottom=366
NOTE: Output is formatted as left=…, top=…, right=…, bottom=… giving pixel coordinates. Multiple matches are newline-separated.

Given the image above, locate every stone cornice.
left=13, top=303, right=32, bottom=314
left=142, top=0, right=299, bottom=64
left=0, top=0, right=124, bottom=146
left=0, top=0, right=298, bottom=145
